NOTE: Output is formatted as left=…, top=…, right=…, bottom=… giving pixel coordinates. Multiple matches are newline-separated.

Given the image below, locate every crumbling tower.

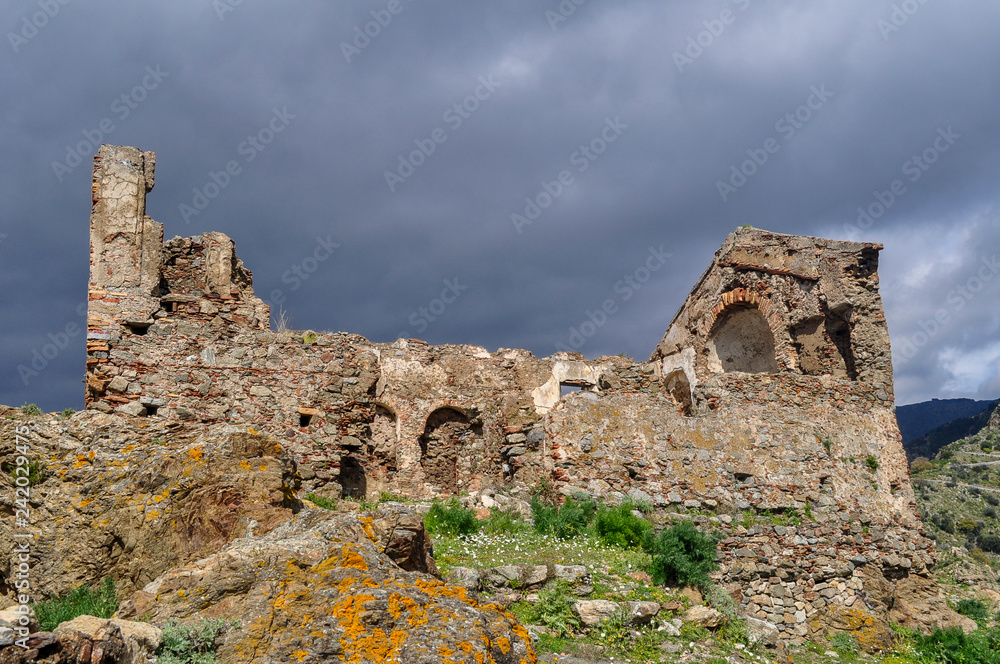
left=85, top=145, right=269, bottom=413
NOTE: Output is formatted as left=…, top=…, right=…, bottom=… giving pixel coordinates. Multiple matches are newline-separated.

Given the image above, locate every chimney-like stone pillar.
left=89, top=144, right=163, bottom=295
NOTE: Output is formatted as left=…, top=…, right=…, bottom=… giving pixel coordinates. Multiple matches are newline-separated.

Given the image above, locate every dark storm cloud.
left=2, top=0, right=999, bottom=410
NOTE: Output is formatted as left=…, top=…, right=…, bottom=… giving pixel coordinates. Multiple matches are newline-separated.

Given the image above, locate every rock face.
left=0, top=412, right=299, bottom=600
left=117, top=509, right=534, bottom=664
left=0, top=410, right=534, bottom=663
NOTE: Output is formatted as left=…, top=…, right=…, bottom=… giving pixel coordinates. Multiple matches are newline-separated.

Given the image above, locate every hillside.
left=896, top=398, right=998, bottom=444
left=909, top=409, right=1000, bottom=594
left=905, top=402, right=1000, bottom=461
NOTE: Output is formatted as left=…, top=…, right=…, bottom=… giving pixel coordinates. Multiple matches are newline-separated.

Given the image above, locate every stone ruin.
left=82, top=144, right=962, bottom=640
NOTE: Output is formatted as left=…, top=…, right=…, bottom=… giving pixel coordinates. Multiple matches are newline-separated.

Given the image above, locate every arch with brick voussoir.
left=701, top=288, right=793, bottom=375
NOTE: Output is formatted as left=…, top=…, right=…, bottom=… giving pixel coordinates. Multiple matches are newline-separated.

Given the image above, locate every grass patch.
left=531, top=495, right=596, bottom=540
left=481, top=508, right=530, bottom=535
left=912, top=626, right=1000, bottom=664
left=433, top=530, right=635, bottom=571
left=34, top=578, right=117, bottom=631
left=20, top=403, right=42, bottom=416
left=425, top=497, right=480, bottom=537
left=509, top=580, right=580, bottom=637
left=955, top=598, right=990, bottom=623
left=305, top=493, right=336, bottom=510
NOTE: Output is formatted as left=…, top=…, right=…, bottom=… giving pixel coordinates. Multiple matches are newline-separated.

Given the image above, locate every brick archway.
left=702, top=288, right=791, bottom=374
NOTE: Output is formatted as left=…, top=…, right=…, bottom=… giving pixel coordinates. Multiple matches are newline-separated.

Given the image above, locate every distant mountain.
left=904, top=401, right=999, bottom=461
left=896, top=398, right=998, bottom=444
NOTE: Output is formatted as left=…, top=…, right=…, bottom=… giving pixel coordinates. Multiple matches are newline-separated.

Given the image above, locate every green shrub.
left=60, top=408, right=76, bottom=419
left=913, top=626, right=1000, bottom=664
left=642, top=519, right=719, bottom=590
left=511, top=580, right=580, bottom=637
left=531, top=495, right=595, bottom=540
left=19, top=403, right=42, bottom=416
left=157, top=618, right=236, bottom=664
left=481, top=508, right=530, bottom=535
left=305, top=493, right=336, bottom=510
left=865, top=455, right=879, bottom=471
left=956, top=598, right=990, bottom=622
left=593, top=502, right=652, bottom=549
left=829, top=631, right=858, bottom=654
left=425, top=497, right=480, bottom=537
left=980, top=533, right=1000, bottom=554
left=986, top=494, right=1000, bottom=507
left=34, top=578, right=117, bottom=631
left=3, top=457, right=45, bottom=486
left=958, top=518, right=981, bottom=534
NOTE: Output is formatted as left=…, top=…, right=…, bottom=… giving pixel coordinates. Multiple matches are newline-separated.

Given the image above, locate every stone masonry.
left=81, top=145, right=949, bottom=641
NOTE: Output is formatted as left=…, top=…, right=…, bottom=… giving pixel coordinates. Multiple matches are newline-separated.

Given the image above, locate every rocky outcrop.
left=117, top=509, right=534, bottom=664
left=0, top=410, right=299, bottom=600
left=0, top=409, right=536, bottom=663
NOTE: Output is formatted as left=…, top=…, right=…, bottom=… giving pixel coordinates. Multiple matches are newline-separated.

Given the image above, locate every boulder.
left=573, top=600, right=621, bottom=627
left=446, top=566, right=481, bottom=590
left=0, top=417, right=301, bottom=602
left=554, top=564, right=589, bottom=585
left=0, top=627, right=128, bottom=663
left=745, top=616, right=780, bottom=647
left=625, top=601, right=661, bottom=625
left=53, top=615, right=161, bottom=664
left=370, top=506, right=437, bottom=574
left=116, top=509, right=535, bottom=664
left=807, top=605, right=896, bottom=654
left=484, top=565, right=522, bottom=588
left=524, top=565, right=549, bottom=588
left=862, top=569, right=978, bottom=635
left=0, top=606, right=39, bottom=634
left=681, top=605, right=725, bottom=628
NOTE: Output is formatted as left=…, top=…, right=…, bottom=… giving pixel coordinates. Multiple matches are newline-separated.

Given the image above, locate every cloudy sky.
left=2, top=0, right=999, bottom=411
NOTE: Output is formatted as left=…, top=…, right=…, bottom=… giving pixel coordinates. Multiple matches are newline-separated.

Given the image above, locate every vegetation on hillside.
left=33, top=578, right=118, bottom=632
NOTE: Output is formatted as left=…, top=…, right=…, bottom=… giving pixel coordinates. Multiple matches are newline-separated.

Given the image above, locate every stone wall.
left=78, top=145, right=953, bottom=642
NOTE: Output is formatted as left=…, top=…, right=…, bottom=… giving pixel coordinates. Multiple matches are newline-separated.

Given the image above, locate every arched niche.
left=706, top=305, right=779, bottom=374
left=419, top=408, right=473, bottom=495
left=663, top=369, right=693, bottom=415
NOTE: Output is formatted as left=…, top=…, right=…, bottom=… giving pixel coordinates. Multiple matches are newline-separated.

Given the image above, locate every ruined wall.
left=81, top=145, right=937, bottom=641
left=651, top=228, right=891, bottom=396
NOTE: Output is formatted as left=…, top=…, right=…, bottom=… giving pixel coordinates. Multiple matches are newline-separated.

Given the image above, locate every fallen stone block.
left=681, top=605, right=725, bottom=628
left=573, top=600, right=621, bottom=627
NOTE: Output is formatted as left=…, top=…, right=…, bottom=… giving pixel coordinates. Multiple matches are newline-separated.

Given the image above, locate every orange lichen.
left=388, top=593, right=428, bottom=628
left=340, top=545, right=369, bottom=571
left=414, top=578, right=468, bottom=602
left=359, top=516, right=377, bottom=542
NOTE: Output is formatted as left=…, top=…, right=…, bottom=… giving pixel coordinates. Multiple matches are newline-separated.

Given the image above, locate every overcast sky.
left=2, top=0, right=999, bottom=412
